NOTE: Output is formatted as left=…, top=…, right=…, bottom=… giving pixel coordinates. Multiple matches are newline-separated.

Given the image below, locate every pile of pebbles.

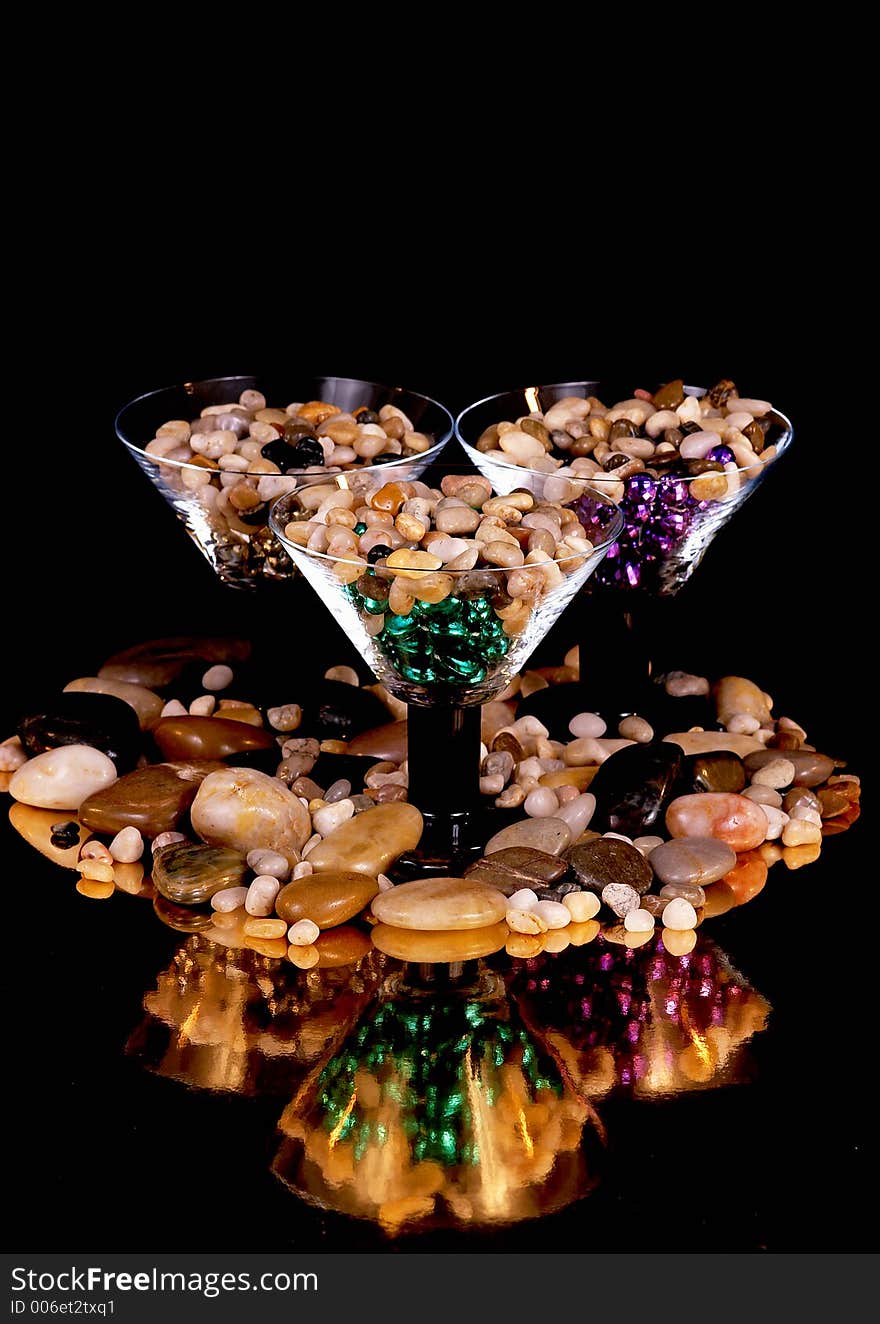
left=279, top=472, right=597, bottom=686
left=0, top=637, right=860, bottom=968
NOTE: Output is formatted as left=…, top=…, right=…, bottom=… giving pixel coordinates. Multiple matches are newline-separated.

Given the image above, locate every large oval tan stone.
left=665, top=793, right=768, bottom=852
left=484, top=816, right=572, bottom=856
left=714, top=676, right=772, bottom=729
left=8, top=803, right=90, bottom=868
left=191, top=766, right=311, bottom=867
left=153, top=716, right=275, bottom=761
left=370, top=922, right=508, bottom=963
left=64, top=677, right=164, bottom=730
left=9, top=745, right=117, bottom=810
left=275, top=871, right=379, bottom=929
left=370, top=877, right=508, bottom=930
left=663, top=731, right=765, bottom=757
left=306, top=802, right=423, bottom=875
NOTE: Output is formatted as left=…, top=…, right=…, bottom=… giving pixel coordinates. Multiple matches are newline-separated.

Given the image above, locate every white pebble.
left=377, top=873, right=395, bottom=892
left=751, top=757, right=796, bottom=789
left=160, top=699, right=188, bottom=718
left=568, top=711, right=606, bottom=738
left=562, top=891, right=600, bottom=922
left=506, top=907, right=547, bottom=935
left=782, top=819, right=822, bottom=847
left=760, top=805, right=789, bottom=841
left=268, top=704, right=302, bottom=733
left=324, top=665, right=359, bottom=686
left=152, top=830, right=186, bottom=853
left=211, top=886, right=248, bottom=912
left=312, top=798, right=355, bottom=836
left=288, top=918, right=320, bottom=946
left=292, top=861, right=314, bottom=879
left=202, top=664, right=233, bottom=691
left=245, top=875, right=281, bottom=916
left=618, top=715, right=653, bottom=742
left=554, top=792, right=596, bottom=838
left=603, top=831, right=633, bottom=844
left=633, top=835, right=664, bottom=856
left=533, top=900, right=572, bottom=929
left=0, top=737, right=27, bottom=771
left=624, top=909, right=655, bottom=933
left=245, top=848, right=289, bottom=880
left=662, top=897, right=698, bottom=930
left=507, top=888, right=540, bottom=911
left=108, top=826, right=144, bottom=863
left=189, top=695, right=216, bottom=717
left=742, top=785, right=783, bottom=807
left=523, top=787, right=560, bottom=818
left=727, top=712, right=761, bottom=735
left=664, top=671, right=710, bottom=697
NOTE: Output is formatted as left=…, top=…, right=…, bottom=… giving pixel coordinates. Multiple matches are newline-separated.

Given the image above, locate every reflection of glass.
left=126, top=933, right=386, bottom=1096
left=271, top=475, right=622, bottom=871
left=507, top=931, right=770, bottom=1100
left=117, top=375, right=454, bottom=589
left=272, top=965, right=603, bottom=1233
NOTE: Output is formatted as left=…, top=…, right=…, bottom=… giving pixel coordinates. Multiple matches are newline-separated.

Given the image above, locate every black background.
left=4, top=224, right=874, bottom=1253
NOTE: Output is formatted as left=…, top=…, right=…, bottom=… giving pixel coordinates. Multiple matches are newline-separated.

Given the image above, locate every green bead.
left=354, top=522, right=367, bottom=535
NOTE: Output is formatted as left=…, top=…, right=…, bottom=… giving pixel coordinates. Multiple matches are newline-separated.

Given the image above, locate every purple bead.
left=707, top=444, right=735, bottom=465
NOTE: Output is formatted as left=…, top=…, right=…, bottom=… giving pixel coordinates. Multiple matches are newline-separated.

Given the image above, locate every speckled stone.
left=567, top=837, right=653, bottom=895
left=371, top=877, right=508, bottom=930
left=190, top=766, right=311, bottom=867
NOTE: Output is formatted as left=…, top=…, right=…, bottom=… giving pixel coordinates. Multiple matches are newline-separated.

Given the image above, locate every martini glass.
left=456, top=381, right=793, bottom=717
left=270, top=474, right=622, bottom=873
left=116, top=375, right=454, bottom=589
left=272, top=962, right=603, bottom=1233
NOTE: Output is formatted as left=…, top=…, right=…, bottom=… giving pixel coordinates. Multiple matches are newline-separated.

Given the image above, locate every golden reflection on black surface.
left=127, top=925, right=770, bottom=1234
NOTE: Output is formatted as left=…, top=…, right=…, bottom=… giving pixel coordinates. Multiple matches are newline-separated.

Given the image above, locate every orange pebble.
left=722, top=852, right=768, bottom=906
left=297, top=400, right=341, bottom=425
left=76, top=878, right=115, bottom=900
left=370, top=482, right=406, bottom=515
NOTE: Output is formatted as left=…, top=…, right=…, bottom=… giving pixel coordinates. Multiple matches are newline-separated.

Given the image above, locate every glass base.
left=391, top=807, right=504, bottom=881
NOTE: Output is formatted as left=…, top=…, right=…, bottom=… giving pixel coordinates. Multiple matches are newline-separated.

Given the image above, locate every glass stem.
left=406, top=703, right=482, bottom=817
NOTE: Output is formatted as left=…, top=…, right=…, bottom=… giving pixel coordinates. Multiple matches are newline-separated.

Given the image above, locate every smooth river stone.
left=714, top=675, right=772, bottom=729
left=588, top=740, right=682, bottom=836
left=682, top=751, right=746, bottom=795
left=153, top=716, right=276, bottom=762
left=190, top=767, right=311, bottom=867
left=567, top=837, right=653, bottom=895
left=152, top=841, right=248, bottom=905
left=78, top=760, right=225, bottom=837
left=275, top=871, right=380, bottom=929
left=464, top=846, right=567, bottom=895
left=663, top=731, right=765, bottom=757
left=97, top=636, right=251, bottom=689
left=64, top=677, right=164, bottom=730
left=371, top=877, right=508, bottom=930
left=9, top=745, right=117, bottom=810
left=370, top=922, right=508, bottom=964
left=18, top=692, right=142, bottom=772
left=484, top=817, right=572, bottom=857
left=744, top=749, right=835, bottom=788
left=347, top=721, right=408, bottom=762
left=649, top=837, right=736, bottom=887
left=305, top=802, right=423, bottom=875
left=665, top=793, right=767, bottom=851
left=8, top=803, right=90, bottom=868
